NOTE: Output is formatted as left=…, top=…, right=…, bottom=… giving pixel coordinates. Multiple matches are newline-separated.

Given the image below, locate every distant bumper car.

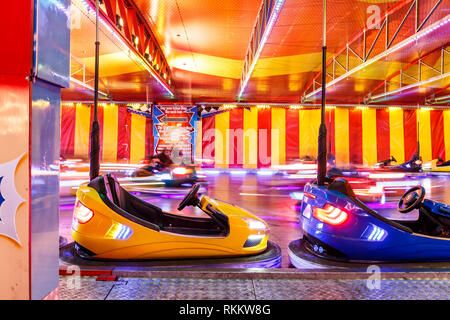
left=373, top=154, right=422, bottom=172
left=374, top=155, right=397, bottom=168
left=289, top=178, right=450, bottom=265
left=69, top=174, right=279, bottom=262
left=129, top=163, right=207, bottom=194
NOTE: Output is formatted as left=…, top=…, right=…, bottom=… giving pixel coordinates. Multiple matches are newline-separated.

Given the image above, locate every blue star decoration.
left=0, top=176, right=4, bottom=221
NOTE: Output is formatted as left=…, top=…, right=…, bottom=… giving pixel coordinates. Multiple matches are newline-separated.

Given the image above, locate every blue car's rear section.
left=299, top=181, right=450, bottom=262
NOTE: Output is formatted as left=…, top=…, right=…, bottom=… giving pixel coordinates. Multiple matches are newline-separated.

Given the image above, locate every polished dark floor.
left=59, top=171, right=450, bottom=268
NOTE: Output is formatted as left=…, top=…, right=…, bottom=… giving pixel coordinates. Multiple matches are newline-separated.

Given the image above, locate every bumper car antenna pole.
left=90, top=0, right=101, bottom=181
left=416, top=103, right=420, bottom=158
left=317, top=0, right=328, bottom=186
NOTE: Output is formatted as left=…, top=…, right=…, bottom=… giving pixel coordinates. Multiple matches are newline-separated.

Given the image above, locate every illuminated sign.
left=153, top=105, right=197, bottom=162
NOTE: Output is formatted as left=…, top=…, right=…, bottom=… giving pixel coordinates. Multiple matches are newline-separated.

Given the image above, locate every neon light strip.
left=304, top=14, right=450, bottom=100
left=237, top=0, right=286, bottom=98
left=436, top=95, right=450, bottom=101
left=433, top=98, right=450, bottom=104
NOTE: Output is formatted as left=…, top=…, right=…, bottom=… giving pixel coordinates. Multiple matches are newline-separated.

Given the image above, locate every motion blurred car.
left=373, top=154, right=422, bottom=172
left=129, top=161, right=206, bottom=192
left=423, top=157, right=450, bottom=172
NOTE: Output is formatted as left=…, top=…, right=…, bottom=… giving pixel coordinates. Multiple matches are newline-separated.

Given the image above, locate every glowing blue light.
left=114, top=224, right=132, bottom=240
left=181, top=183, right=193, bottom=187
left=364, top=224, right=387, bottom=242
left=302, top=204, right=312, bottom=219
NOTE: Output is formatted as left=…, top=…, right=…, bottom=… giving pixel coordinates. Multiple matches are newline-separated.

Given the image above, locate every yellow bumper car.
left=71, top=174, right=270, bottom=260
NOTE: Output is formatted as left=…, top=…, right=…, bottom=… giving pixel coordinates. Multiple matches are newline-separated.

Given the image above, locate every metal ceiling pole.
left=317, top=0, right=328, bottom=186
left=90, top=0, right=101, bottom=181
left=416, top=103, right=420, bottom=158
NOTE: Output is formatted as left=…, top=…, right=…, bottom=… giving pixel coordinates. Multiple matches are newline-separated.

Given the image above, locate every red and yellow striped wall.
left=61, top=103, right=153, bottom=163
left=196, top=106, right=450, bottom=168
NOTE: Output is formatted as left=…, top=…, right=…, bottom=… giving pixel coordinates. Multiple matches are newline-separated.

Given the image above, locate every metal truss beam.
left=237, top=0, right=286, bottom=99
left=425, top=55, right=450, bottom=105
left=302, top=0, right=445, bottom=103
left=82, top=0, right=174, bottom=97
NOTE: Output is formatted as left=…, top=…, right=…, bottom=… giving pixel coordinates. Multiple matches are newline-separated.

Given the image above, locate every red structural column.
left=61, top=105, right=76, bottom=156
left=257, top=109, right=271, bottom=168
left=430, top=110, right=445, bottom=160
left=0, top=0, right=34, bottom=300
left=117, top=106, right=132, bottom=161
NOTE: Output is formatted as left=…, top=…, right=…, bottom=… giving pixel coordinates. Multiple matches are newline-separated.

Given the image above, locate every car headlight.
left=242, top=218, right=268, bottom=232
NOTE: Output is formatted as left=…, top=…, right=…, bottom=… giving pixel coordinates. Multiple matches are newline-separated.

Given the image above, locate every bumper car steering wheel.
left=178, top=183, right=201, bottom=211
left=398, top=186, right=425, bottom=213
